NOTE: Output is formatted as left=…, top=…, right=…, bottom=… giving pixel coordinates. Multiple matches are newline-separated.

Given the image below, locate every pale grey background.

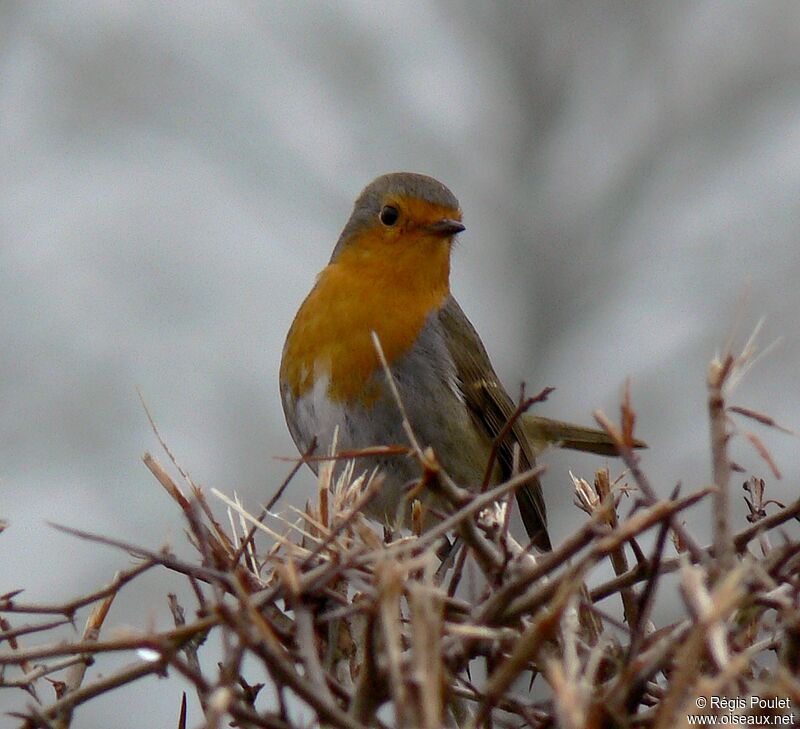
left=2, top=2, right=799, bottom=726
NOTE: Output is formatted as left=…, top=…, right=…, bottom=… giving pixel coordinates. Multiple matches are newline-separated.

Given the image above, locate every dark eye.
left=379, top=205, right=399, bottom=226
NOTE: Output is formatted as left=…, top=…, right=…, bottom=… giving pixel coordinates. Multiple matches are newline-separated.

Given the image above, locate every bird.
left=280, top=172, right=639, bottom=551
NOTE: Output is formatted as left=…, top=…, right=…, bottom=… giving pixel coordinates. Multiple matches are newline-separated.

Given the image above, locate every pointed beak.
left=425, top=218, right=465, bottom=237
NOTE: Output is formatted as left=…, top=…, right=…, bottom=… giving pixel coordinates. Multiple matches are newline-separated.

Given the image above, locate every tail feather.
left=522, top=414, right=647, bottom=456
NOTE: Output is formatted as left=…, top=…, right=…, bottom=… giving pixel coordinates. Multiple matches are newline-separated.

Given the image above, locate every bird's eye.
left=379, top=205, right=399, bottom=226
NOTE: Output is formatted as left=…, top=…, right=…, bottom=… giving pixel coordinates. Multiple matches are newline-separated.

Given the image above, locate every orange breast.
left=281, top=231, right=452, bottom=404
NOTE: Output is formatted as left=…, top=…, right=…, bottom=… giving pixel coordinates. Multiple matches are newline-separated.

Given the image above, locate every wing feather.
left=438, top=297, right=551, bottom=550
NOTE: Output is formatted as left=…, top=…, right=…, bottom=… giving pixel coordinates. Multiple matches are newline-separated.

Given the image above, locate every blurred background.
left=2, top=1, right=799, bottom=725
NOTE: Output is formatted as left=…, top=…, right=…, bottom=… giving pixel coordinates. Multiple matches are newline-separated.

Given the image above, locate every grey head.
left=330, top=172, right=462, bottom=262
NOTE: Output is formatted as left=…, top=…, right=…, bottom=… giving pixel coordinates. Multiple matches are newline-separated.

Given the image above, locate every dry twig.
left=1, top=345, right=797, bottom=728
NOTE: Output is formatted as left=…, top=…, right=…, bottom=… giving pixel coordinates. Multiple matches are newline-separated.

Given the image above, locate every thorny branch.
left=1, top=341, right=797, bottom=728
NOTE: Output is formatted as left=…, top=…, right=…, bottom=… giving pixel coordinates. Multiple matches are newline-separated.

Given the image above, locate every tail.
left=522, top=414, right=647, bottom=456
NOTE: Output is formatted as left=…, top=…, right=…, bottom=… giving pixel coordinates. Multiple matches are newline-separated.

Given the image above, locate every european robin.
left=280, top=173, right=636, bottom=550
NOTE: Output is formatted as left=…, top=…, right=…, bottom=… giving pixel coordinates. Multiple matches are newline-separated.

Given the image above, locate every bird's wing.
left=437, top=296, right=551, bottom=550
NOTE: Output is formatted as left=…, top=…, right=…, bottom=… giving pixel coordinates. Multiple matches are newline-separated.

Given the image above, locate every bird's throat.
left=283, top=239, right=451, bottom=403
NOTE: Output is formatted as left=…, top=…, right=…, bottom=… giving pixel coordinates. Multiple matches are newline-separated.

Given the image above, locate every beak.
left=425, top=218, right=465, bottom=237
